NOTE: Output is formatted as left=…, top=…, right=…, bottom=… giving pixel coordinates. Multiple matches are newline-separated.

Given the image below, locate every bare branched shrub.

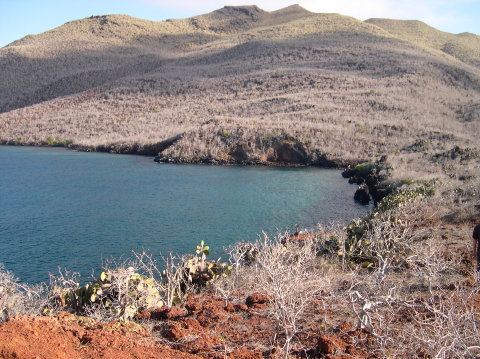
left=346, top=283, right=480, bottom=358
left=0, top=264, right=46, bottom=321
left=408, top=239, right=454, bottom=293
left=348, top=287, right=400, bottom=343
left=252, top=232, right=329, bottom=357
left=226, top=241, right=259, bottom=271
left=385, top=291, right=480, bottom=359
left=133, top=250, right=185, bottom=307
left=415, top=293, right=480, bottom=359
left=46, top=268, right=82, bottom=313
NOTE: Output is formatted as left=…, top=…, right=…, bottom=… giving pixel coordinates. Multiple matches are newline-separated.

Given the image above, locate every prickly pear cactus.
left=54, top=267, right=163, bottom=320
left=182, top=241, right=232, bottom=287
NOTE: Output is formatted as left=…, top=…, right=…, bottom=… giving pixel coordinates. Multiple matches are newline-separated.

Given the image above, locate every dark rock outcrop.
left=342, top=156, right=392, bottom=204
left=228, top=144, right=249, bottom=162
left=272, top=140, right=308, bottom=164
left=354, top=184, right=370, bottom=205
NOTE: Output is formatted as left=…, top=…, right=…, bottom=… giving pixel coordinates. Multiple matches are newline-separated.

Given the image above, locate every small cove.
left=0, top=146, right=371, bottom=283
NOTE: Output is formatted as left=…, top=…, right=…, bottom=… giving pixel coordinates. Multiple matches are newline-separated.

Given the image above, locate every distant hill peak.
left=191, top=4, right=315, bottom=34
left=209, top=5, right=267, bottom=21
left=365, top=18, right=480, bottom=67
left=272, top=4, right=312, bottom=14
left=67, top=14, right=139, bottom=27
left=222, top=5, right=264, bottom=14
left=271, top=4, right=314, bottom=17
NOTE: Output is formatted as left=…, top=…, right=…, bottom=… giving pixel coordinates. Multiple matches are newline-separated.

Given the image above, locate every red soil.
left=0, top=294, right=377, bottom=358
left=0, top=312, right=200, bottom=359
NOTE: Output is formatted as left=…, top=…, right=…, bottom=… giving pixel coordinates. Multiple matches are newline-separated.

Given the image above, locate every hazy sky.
left=1, top=0, right=479, bottom=47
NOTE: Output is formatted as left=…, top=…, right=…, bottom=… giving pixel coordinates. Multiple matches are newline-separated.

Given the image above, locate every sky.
left=1, top=0, right=479, bottom=47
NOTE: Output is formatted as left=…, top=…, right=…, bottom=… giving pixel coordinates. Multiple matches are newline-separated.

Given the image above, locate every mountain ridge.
left=0, top=4, right=478, bottom=182
left=365, top=18, right=480, bottom=67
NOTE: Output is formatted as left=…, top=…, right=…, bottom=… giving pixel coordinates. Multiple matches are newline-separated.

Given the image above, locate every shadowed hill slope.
left=0, top=5, right=319, bottom=113
left=0, top=6, right=420, bottom=113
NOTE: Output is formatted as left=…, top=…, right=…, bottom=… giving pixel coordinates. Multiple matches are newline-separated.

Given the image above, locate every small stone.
left=245, top=294, right=270, bottom=308
left=317, top=335, right=348, bottom=354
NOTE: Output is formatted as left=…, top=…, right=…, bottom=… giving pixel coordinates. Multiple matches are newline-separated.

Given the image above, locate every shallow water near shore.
left=0, top=146, right=370, bottom=283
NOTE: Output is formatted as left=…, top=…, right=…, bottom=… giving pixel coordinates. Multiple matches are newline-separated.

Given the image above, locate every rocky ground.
left=0, top=312, right=199, bottom=359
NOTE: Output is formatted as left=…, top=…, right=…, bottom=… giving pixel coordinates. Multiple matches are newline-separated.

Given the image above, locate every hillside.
left=0, top=5, right=479, bottom=181
left=366, top=18, right=480, bottom=67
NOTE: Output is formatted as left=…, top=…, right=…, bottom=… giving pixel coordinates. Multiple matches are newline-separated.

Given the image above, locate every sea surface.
left=0, top=146, right=370, bottom=284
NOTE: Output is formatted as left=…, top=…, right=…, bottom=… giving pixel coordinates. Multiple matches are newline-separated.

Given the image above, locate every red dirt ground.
left=0, top=294, right=377, bottom=359
left=0, top=312, right=200, bottom=359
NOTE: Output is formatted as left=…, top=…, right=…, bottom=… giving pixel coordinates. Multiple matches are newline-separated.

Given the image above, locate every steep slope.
left=0, top=7, right=389, bottom=113
left=366, top=18, right=480, bottom=67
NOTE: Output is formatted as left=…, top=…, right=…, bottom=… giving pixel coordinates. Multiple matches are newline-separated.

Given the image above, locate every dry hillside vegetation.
left=0, top=5, right=478, bottom=181
left=365, top=18, right=480, bottom=67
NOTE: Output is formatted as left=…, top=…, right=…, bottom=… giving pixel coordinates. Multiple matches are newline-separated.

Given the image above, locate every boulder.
left=273, top=140, right=308, bottom=164
left=354, top=184, right=370, bottom=205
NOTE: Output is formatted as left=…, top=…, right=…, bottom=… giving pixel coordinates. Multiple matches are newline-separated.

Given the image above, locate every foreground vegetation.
left=1, top=178, right=479, bottom=358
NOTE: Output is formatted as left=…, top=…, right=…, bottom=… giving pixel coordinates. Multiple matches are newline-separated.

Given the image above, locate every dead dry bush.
left=381, top=290, right=480, bottom=359
left=250, top=232, right=329, bottom=357
left=346, top=282, right=480, bottom=358
left=0, top=264, right=46, bottom=321
left=341, top=202, right=479, bottom=358
left=407, top=239, right=455, bottom=293
left=213, top=231, right=332, bottom=357
left=46, top=268, right=83, bottom=314
left=407, top=292, right=480, bottom=359
left=133, top=251, right=186, bottom=307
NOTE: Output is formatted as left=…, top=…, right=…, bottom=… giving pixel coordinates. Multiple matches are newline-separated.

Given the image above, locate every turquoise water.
left=0, top=146, right=369, bottom=284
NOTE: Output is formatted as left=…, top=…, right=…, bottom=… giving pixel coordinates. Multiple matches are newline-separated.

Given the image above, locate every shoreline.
left=0, top=140, right=353, bottom=168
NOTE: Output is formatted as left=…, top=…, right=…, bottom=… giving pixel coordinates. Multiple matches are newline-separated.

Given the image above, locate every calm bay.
left=0, top=146, right=370, bottom=283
